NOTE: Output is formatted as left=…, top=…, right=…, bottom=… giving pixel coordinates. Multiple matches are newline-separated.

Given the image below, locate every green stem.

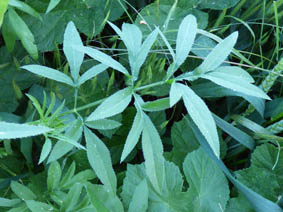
left=62, top=98, right=105, bottom=115
left=134, top=81, right=166, bottom=92
left=273, top=0, right=280, bottom=61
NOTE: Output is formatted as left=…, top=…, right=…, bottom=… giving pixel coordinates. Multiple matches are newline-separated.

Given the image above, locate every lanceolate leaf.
left=132, top=28, right=159, bottom=80
left=84, top=127, right=117, bottom=194
left=196, top=32, right=238, bottom=74
left=38, top=138, right=52, bottom=164
left=0, top=0, right=9, bottom=27
left=176, top=14, right=197, bottom=67
left=141, top=113, right=165, bottom=193
left=0, top=122, right=52, bottom=140
left=185, top=116, right=283, bottom=212
left=25, top=200, right=54, bottom=212
left=8, top=8, right=38, bottom=60
left=21, top=65, right=74, bottom=86
left=10, top=181, right=36, bottom=200
left=63, top=21, right=84, bottom=81
left=142, top=97, right=170, bottom=112
left=87, top=87, right=133, bottom=121
left=78, top=64, right=108, bottom=85
left=201, top=70, right=270, bottom=100
left=86, top=119, right=122, bottom=130
left=75, top=46, right=129, bottom=76
left=176, top=83, right=220, bottom=157
left=8, top=0, right=41, bottom=20
left=213, top=114, right=255, bottom=150
left=169, top=82, right=183, bottom=107
left=46, top=0, right=61, bottom=13
left=120, top=109, right=144, bottom=162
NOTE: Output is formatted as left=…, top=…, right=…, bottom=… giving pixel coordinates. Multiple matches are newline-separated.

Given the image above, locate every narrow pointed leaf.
left=176, top=15, right=197, bottom=67
left=25, top=200, right=53, bottom=212
left=0, top=0, right=9, bottom=27
left=177, top=83, right=220, bottom=157
left=132, top=28, right=159, bottom=80
left=142, top=97, right=170, bottom=112
left=122, top=23, right=142, bottom=54
left=212, top=66, right=255, bottom=83
left=46, top=0, right=61, bottom=13
left=0, top=122, right=52, bottom=140
left=0, top=198, right=21, bottom=207
left=201, top=71, right=270, bottom=100
left=128, top=179, right=148, bottom=212
left=60, top=183, right=83, bottom=211
left=75, top=46, right=129, bottom=76
left=213, top=114, right=255, bottom=150
left=63, top=21, right=84, bottom=81
left=121, top=109, right=144, bottom=162
left=84, top=127, right=117, bottom=194
left=21, top=65, right=74, bottom=86
left=141, top=113, right=165, bottom=193
left=78, top=64, right=108, bottom=85
left=197, top=32, right=238, bottom=73
left=87, top=87, right=133, bottom=121
left=11, top=181, right=36, bottom=200
left=86, top=119, right=121, bottom=130
left=38, top=138, right=52, bottom=164
left=8, top=0, right=41, bottom=20
left=47, top=161, right=62, bottom=192
left=8, top=8, right=38, bottom=60
left=169, top=82, right=183, bottom=107
left=184, top=116, right=283, bottom=212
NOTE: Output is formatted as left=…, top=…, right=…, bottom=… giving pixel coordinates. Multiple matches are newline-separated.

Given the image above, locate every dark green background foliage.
left=0, top=0, right=283, bottom=211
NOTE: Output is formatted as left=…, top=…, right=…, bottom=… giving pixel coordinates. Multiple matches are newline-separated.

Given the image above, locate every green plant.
left=1, top=12, right=282, bottom=212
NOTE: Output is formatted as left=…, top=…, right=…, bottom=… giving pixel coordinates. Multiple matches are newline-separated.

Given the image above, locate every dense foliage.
left=0, top=0, right=283, bottom=211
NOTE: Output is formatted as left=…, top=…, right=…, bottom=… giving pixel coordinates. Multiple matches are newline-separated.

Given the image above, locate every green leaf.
left=2, top=15, right=17, bottom=52
left=60, top=183, right=83, bottom=211
left=183, top=148, right=230, bottom=212
left=62, top=169, right=96, bottom=189
left=38, top=138, right=52, bottom=164
left=201, top=68, right=270, bottom=100
left=78, top=64, right=108, bottom=85
left=128, top=179, right=148, bottom=212
left=141, top=113, right=165, bottom=193
left=87, top=87, right=133, bottom=121
left=120, top=108, right=144, bottom=162
left=46, top=0, right=61, bottom=13
left=197, top=0, right=240, bottom=10
left=63, top=21, right=84, bottom=81
left=175, top=14, right=197, bottom=67
left=132, top=28, right=159, bottom=81
left=84, top=127, right=117, bottom=194
left=8, top=8, right=38, bottom=60
left=0, top=0, right=9, bottom=27
left=177, top=83, right=220, bottom=157
left=25, top=200, right=53, bottom=212
left=11, top=181, right=36, bottom=200
left=226, top=194, right=254, bottom=212
left=0, top=122, right=52, bottom=140
left=21, top=65, right=74, bottom=86
left=47, top=161, right=62, bottom=192
left=184, top=116, right=283, bottom=212
left=86, top=119, right=121, bottom=130
left=8, top=0, right=41, bottom=20
left=0, top=198, right=21, bottom=207
left=213, top=114, right=255, bottom=150
left=196, top=32, right=238, bottom=74
left=75, top=46, right=129, bottom=76
left=86, top=184, right=124, bottom=212
left=169, top=82, right=183, bottom=107
left=59, top=162, right=76, bottom=187
left=142, top=97, right=170, bottom=112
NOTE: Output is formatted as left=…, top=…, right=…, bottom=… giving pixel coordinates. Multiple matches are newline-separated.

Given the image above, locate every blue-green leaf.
left=47, top=161, right=62, bottom=192
left=120, top=109, right=144, bottom=162
left=60, top=183, right=83, bottom=211
left=0, top=198, right=21, bottom=207
left=84, top=127, right=117, bottom=194
left=128, top=179, right=148, bottom=212
left=63, top=21, right=84, bottom=81
left=46, top=0, right=61, bottom=13
left=78, top=64, right=108, bottom=85
left=25, top=200, right=53, bottom=212
left=177, top=83, right=220, bottom=157
left=169, top=82, right=183, bottom=107
left=11, top=181, right=36, bottom=200
left=8, top=0, right=41, bottom=20
left=0, top=122, right=52, bottom=140
left=142, top=97, right=170, bottom=112
left=176, top=14, right=197, bottom=67
left=196, top=32, right=238, bottom=74
left=141, top=113, right=165, bottom=193
left=75, top=46, right=129, bottom=76
left=21, top=65, right=74, bottom=86
left=38, top=138, right=52, bottom=164
left=8, top=8, right=38, bottom=60
left=87, top=87, right=133, bottom=121
left=86, top=119, right=121, bottom=130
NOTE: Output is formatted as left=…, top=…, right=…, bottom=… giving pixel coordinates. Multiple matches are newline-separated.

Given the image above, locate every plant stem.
left=134, top=81, right=166, bottom=92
